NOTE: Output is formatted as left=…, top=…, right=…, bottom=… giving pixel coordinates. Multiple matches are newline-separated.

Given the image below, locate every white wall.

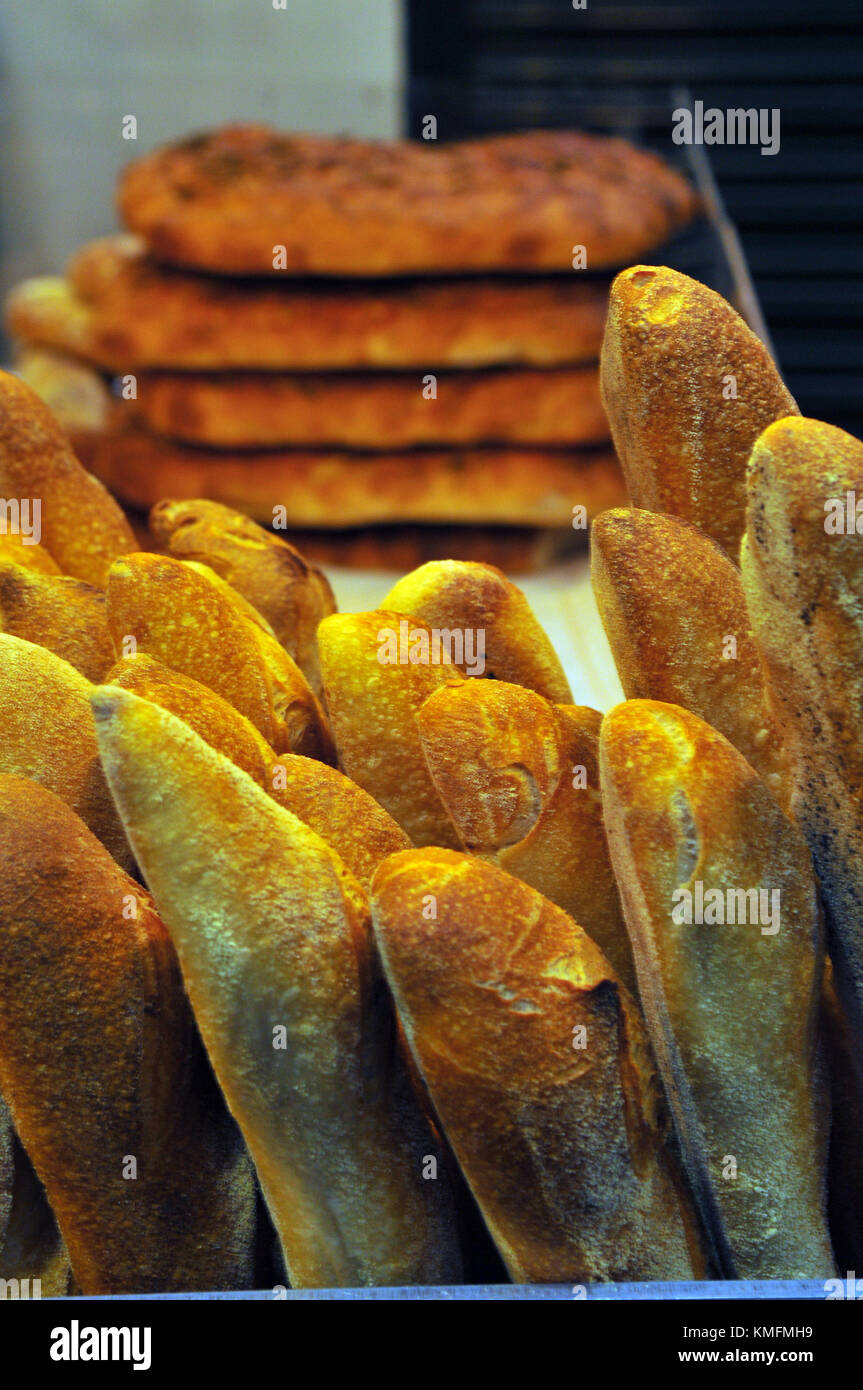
left=0, top=0, right=405, bottom=292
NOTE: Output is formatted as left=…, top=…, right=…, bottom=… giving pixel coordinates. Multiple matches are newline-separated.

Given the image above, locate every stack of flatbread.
left=5, top=125, right=698, bottom=567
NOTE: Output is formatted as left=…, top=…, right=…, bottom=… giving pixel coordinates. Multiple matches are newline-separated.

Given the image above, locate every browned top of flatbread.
left=117, top=125, right=699, bottom=276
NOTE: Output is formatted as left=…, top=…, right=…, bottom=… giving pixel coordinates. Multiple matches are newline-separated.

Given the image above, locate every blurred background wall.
left=0, top=0, right=403, bottom=290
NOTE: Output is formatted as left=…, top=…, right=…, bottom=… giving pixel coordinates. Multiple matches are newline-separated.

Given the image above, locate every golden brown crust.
left=599, top=699, right=833, bottom=1278
left=91, top=687, right=464, bottom=1287
left=600, top=266, right=798, bottom=559
left=149, top=498, right=336, bottom=696
left=741, top=415, right=863, bottom=1042
left=263, top=755, right=411, bottom=893
left=591, top=508, right=790, bottom=803
left=0, top=563, right=114, bottom=682
left=105, top=653, right=278, bottom=786
left=317, top=611, right=462, bottom=848
left=0, top=1096, right=71, bottom=1295
left=416, top=683, right=637, bottom=997
left=88, top=420, right=625, bottom=527
left=0, top=532, right=61, bottom=575
left=0, top=633, right=132, bottom=870
left=384, top=559, right=572, bottom=702
left=8, top=252, right=611, bottom=370
left=135, top=365, right=609, bottom=449
left=0, top=773, right=261, bottom=1294
left=370, top=847, right=704, bottom=1282
left=12, top=346, right=111, bottom=441
left=0, top=369, right=135, bottom=586
left=117, top=126, right=698, bottom=276
left=105, top=552, right=334, bottom=761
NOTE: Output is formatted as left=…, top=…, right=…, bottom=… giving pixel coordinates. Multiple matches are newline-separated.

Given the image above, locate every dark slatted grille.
left=408, top=0, right=863, bottom=439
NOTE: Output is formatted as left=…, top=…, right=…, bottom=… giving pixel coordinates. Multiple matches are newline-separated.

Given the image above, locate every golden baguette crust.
left=117, top=126, right=698, bottom=276
left=88, top=422, right=625, bottom=528
left=105, top=653, right=277, bottom=785
left=92, top=687, right=464, bottom=1288
left=134, top=365, right=609, bottom=450
left=384, top=559, right=572, bottom=702
left=105, top=655, right=409, bottom=889
left=318, top=611, right=461, bottom=848
left=105, top=552, right=334, bottom=761
left=416, top=682, right=637, bottom=996
left=600, top=267, right=798, bottom=558
left=0, top=562, right=114, bottom=682
left=371, top=848, right=704, bottom=1282
left=7, top=253, right=610, bottom=370
left=741, top=415, right=863, bottom=1042
left=591, top=508, right=789, bottom=802
left=263, top=754, right=411, bottom=893
left=599, top=699, right=833, bottom=1278
left=0, top=368, right=135, bottom=585
left=0, top=532, right=61, bottom=575
left=149, top=498, right=336, bottom=695
left=0, top=634, right=131, bottom=870
left=0, top=773, right=261, bottom=1294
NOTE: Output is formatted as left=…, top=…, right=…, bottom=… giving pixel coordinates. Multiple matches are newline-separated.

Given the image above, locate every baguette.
left=384, top=559, right=572, bottom=703
left=92, top=685, right=464, bottom=1287
left=149, top=498, right=336, bottom=696
left=599, top=699, right=834, bottom=1278
left=105, top=653, right=277, bottom=786
left=416, top=680, right=637, bottom=996
left=0, top=773, right=263, bottom=1294
left=741, top=415, right=863, bottom=1047
left=105, top=552, right=334, bottom=761
left=0, top=367, right=135, bottom=585
left=370, top=847, right=705, bottom=1282
left=317, top=611, right=462, bottom=847
left=591, top=508, right=789, bottom=804
left=0, top=561, right=114, bottom=682
left=0, top=633, right=131, bottom=870
left=600, top=267, right=798, bottom=559
left=0, top=533, right=60, bottom=575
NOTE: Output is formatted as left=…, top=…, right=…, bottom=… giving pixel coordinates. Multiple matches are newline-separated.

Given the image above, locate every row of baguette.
left=1, top=260, right=862, bottom=1290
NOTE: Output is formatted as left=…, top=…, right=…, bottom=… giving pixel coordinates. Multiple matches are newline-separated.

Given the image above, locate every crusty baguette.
left=599, top=699, right=834, bottom=1278
left=149, top=498, right=336, bottom=696
left=92, top=685, right=464, bottom=1288
left=0, top=561, right=114, bottom=682
left=0, top=633, right=131, bottom=870
left=416, top=680, right=637, bottom=996
left=105, top=653, right=277, bottom=786
left=317, top=611, right=461, bottom=847
left=591, top=508, right=789, bottom=804
left=741, top=416, right=863, bottom=1049
left=384, top=559, right=572, bottom=703
left=105, top=552, right=334, bottom=761
left=105, top=655, right=409, bottom=889
left=0, top=773, right=262, bottom=1294
left=0, top=367, right=135, bottom=585
left=265, top=755, right=410, bottom=892
left=0, top=533, right=60, bottom=575
left=600, top=266, right=798, bottom=559
left=370, top=847, right=704, bottom=1282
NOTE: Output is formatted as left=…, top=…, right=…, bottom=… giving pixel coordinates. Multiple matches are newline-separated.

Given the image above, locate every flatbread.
left=132, top=365, right=609, bottom=448
left=116, top=126, right=699, bottom=276
left=86, top=420, right=625, bottom=528
left=6, top=240, right=610, bottom=371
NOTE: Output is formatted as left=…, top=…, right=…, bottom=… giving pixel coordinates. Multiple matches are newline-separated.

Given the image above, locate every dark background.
left=407, top=0, right=863, bottom=441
